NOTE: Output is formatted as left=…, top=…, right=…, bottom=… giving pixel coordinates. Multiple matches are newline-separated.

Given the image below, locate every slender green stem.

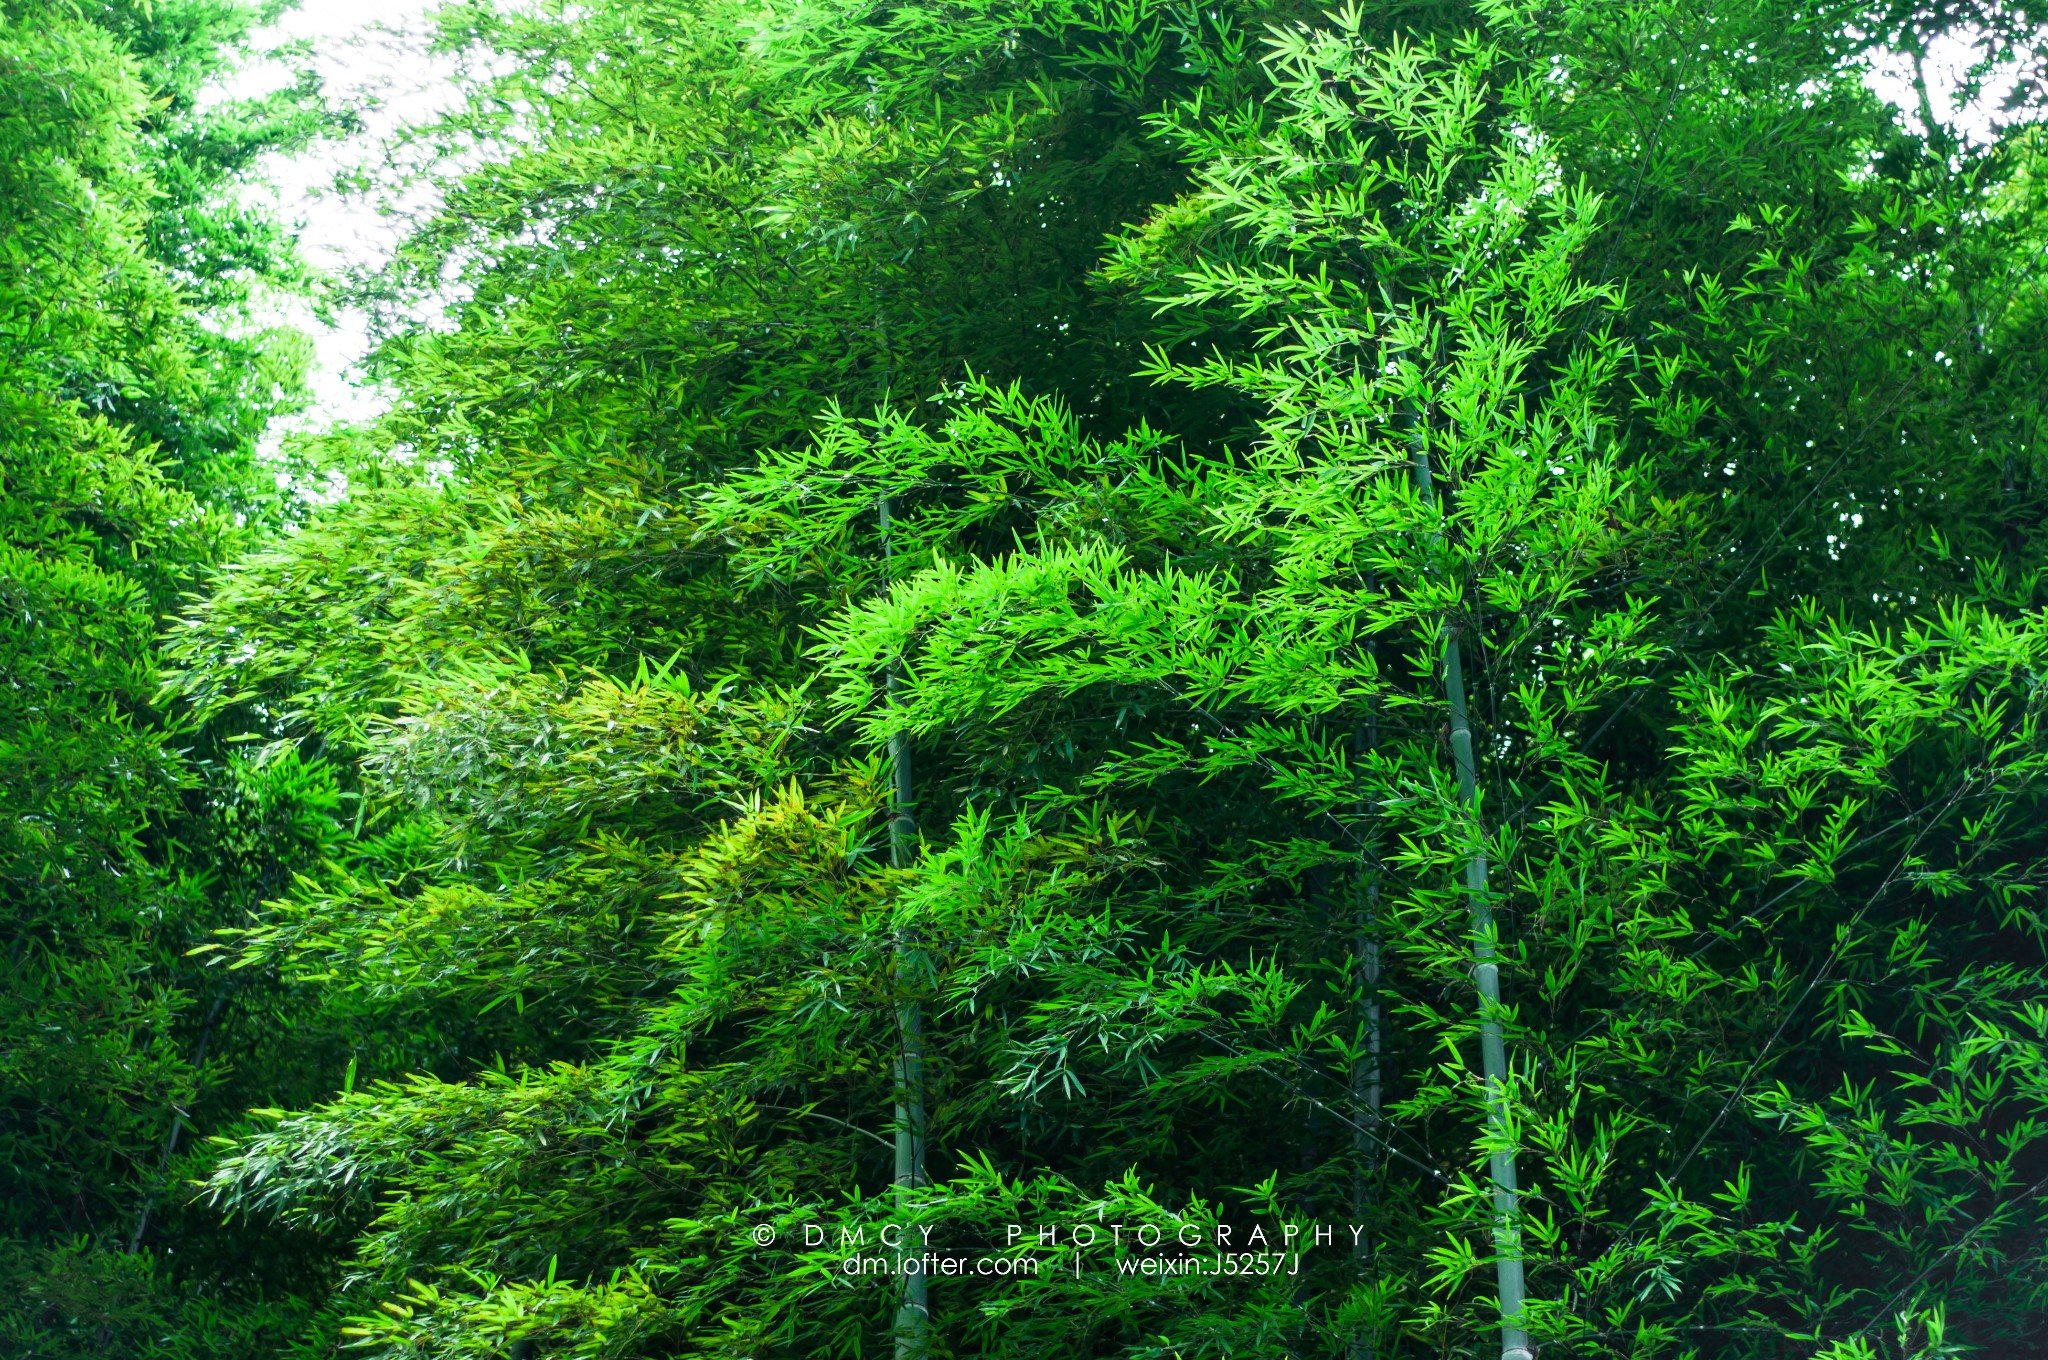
left=880, top=496, right=929, bottom=1360
left=1350, top=662, right=1384, bottom=1360
left=1412, top=428, right=1533, bottom=1360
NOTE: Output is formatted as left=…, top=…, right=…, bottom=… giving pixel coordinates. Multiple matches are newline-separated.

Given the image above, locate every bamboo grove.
left=7, top=0, right=2048, bottom=1356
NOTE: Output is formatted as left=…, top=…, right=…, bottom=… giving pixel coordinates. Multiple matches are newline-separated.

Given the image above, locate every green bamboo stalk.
left=879, top=495, right=929, bottom=1360
left=1350, top=661, right=1384, bottom=1360
left=1411, top=430, right=1533, bottom=1360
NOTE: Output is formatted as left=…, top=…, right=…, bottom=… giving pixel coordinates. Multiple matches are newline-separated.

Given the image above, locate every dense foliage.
left=0, top=0, right=351, bottom=1353
left=11, top=0, right=2048, bottom=1356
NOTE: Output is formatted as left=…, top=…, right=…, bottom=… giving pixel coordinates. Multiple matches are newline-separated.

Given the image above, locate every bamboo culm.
left=1349, top=654, right=1385, bottom=1360
left=880, top=496, right=930, bottom=1360
left=1411, top=430, right=1533, bottom=1360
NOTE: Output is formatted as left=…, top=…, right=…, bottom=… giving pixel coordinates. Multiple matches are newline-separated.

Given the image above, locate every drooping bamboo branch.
left=1411, top=423, right=1533, bottom=1360
left=879, top=495, right=929, bottom=1360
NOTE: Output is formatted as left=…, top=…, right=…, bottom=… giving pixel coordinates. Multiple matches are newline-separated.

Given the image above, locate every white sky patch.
left=204, top=2, right=465, bottom=432
left=1863, top=29, right=2031, bottom=147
